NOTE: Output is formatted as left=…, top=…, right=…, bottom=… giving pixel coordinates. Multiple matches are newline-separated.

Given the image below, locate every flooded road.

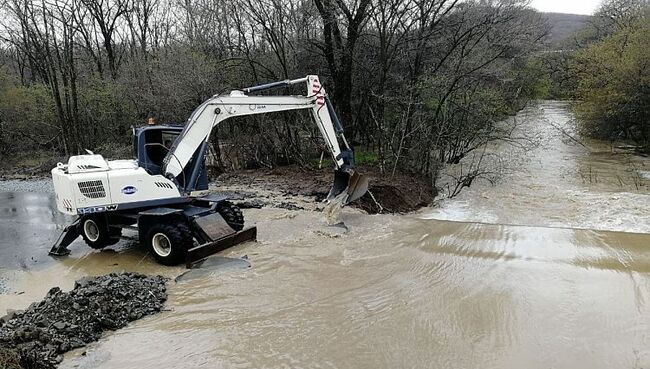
left=0, top=192, right=64, bottom=269
left=1, top=101, right=649, bottom=368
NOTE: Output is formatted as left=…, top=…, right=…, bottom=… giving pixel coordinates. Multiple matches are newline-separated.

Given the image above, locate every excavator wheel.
left=216, top=201, right=244, bottom=231
left=145, top=222, right=194, bottom=266
left=79, top=215, right=122, bottom=249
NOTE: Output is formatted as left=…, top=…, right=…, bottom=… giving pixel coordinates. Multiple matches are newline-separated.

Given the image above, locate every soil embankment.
left=0, top=273, right=167, bottom=369
left=215, top=165, right=435, bottom=214
left=0, top=157, right=63, bottom=182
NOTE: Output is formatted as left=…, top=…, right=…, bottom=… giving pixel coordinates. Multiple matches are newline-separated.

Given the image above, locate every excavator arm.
left=162, top=75, right=368, bottom=204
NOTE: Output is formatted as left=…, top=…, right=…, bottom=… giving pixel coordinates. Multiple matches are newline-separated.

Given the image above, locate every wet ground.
left=0, top=192, right=66, bottom=270
left=1, top=101, right=649, bottom=368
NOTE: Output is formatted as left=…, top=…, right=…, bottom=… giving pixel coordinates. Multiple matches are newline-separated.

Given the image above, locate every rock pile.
left=0, top=273, right=167, bottom=369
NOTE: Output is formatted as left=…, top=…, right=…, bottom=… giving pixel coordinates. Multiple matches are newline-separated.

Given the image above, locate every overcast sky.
left=530, top=0, right=601, bottom=15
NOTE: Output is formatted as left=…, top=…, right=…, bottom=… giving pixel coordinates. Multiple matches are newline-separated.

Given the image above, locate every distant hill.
left=543, top=13, right=592, bottom=44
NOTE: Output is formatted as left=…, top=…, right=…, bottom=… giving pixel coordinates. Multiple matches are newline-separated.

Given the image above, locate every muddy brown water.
left=0, top=101, right=649, bottom=368
left=426, top=101, right=650, bottom=233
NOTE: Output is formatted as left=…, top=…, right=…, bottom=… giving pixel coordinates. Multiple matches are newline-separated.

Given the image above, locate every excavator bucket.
left=326, top=170, right=369, bottom=205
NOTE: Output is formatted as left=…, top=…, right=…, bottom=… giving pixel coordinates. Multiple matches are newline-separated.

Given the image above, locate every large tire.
left=145, top=222, right=194, bottom=265
left=79, top=215, right=122, bottom=249
left=216, top=201, right=244, bottom=231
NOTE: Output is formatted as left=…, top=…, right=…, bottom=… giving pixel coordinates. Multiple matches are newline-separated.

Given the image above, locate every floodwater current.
left=426, top=101, right=650, bottom=233
left=0, top=101, right=649, bottom=368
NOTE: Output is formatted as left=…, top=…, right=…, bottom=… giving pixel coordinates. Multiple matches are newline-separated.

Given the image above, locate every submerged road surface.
left=0, top=101, right=648, bottom=369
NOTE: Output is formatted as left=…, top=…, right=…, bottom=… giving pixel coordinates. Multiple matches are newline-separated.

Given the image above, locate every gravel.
left=0, top=273, right=168, bottom=369
left=0, top=179, right=54, bottom=193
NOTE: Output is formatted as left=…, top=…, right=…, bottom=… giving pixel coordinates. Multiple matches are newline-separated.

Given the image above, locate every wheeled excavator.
left=49, top=75, right=369, bottom=266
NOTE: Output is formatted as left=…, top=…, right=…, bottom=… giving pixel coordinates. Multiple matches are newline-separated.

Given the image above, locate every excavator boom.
left=162, top=75, right=368, bottom=204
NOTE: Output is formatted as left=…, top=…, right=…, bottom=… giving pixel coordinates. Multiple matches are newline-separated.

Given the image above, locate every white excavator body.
left=52, top=156, right=181, bottom=216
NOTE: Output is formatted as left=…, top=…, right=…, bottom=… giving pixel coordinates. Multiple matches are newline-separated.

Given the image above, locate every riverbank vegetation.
left=530, top=0, right=650, bottom=151
left=573, top=3, right=649, bottom=150
left=0, top=0, right=549, bottom=193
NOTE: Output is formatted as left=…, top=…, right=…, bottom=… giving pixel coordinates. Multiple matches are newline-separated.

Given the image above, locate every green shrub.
left=572, top=16, right=650, bottom=149
left=0, top=68, right=57, bottom=157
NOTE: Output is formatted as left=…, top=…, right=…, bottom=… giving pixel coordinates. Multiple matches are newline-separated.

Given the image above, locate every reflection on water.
left=0, top=192, right=71, bottom=269
left=1, top=101, right=649, bottom=369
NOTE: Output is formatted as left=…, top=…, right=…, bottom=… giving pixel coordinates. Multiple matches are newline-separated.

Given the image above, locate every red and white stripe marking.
left=62, top=199, right=73, bottom=211
left=311, top=78, right=325, bottom=107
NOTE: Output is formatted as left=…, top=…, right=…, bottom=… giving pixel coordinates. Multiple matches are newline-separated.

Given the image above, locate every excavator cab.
left=133, top=125, right=208, bottom=190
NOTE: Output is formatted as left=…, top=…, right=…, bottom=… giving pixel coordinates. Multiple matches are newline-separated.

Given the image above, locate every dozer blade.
left=186, top=212, right=257, bottom=268
left=186, top=227, right=257, bottom=268
left=326, top=169, right=369, bottom=205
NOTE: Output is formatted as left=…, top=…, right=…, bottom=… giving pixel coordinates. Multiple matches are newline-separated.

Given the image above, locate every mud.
left=0, top=273, right=167, bottom=369
left=214, top=165, right=435, bottom=214
left=1, top=150, right=433, bottom=214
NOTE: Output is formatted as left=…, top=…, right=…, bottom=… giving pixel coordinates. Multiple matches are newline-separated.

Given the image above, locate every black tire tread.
left=105, top=227, right=123, bottom=246
left=79, top=216, right=122, bottom=249
left=216, top=201, right=244, bottom=231
left=146, top=221, right=193, bottom=266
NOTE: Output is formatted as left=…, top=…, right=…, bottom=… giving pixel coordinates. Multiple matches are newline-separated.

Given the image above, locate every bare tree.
left=79, top=0, right=130, bottom=78
left=312, top=0, right=372, bottom=131
left=2, top=0, right=84, bottom=153
left=125, top=0, right=159, bottom=58
left=0, top=0, right=550, bottom=195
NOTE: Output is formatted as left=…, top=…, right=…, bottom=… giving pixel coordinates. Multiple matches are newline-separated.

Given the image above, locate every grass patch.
left=354, top=150, right=379, bottom=166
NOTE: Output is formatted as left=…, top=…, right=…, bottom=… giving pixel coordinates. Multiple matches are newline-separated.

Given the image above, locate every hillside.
left=543, top=12, right=592, bottom=44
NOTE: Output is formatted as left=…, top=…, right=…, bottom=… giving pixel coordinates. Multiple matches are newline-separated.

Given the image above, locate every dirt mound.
left=356, top=184, right=431, bottom=214
left=358, top=168, right=436, bottom=214
left=0, top=273, right=168, bottom=369
left=215, top=165, right=436, bottom=214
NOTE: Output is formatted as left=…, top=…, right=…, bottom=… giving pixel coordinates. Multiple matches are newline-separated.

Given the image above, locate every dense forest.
left=0, top=0, right=648, bottom=190
left=0, top=0, right=549, bottom=187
